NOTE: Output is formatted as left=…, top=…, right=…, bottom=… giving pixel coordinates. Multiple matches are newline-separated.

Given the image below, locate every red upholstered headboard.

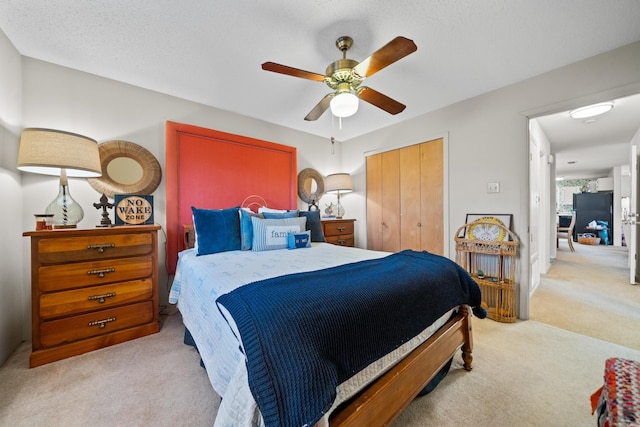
left=165, top=121, right=297, bottom=273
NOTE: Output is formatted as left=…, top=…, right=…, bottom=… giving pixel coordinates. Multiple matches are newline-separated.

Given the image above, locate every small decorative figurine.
left=93, top=193, right=114, bottom=227
left=324, top=202, right=335, bottom=217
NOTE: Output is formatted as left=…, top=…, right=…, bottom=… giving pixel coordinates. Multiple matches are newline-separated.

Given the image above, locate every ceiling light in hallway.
left=569, top=102, right=613, bottom=119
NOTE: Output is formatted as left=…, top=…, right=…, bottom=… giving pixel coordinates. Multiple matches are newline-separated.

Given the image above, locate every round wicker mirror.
left=88, top=140, right=162, bottom=198
left=297, top=168, right=325, bottom=204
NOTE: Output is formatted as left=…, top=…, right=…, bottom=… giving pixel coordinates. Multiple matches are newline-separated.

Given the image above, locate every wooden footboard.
left=184, top=223, right=474, bottom=426
left=328, top=305, right=473, bottom=426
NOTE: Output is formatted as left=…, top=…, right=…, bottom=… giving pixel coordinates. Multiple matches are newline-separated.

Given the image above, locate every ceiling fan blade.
left=261, top=62, right=326, bottom=82
left=353, top=36, right=417, bottom=78
left=357, top=87, right=406, bottom=115
left=304, top=94, right=333, bottom=121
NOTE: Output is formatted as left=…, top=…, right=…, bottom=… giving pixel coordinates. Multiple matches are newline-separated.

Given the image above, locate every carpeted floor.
left=2, top=311, right=638, bottom=427
left=392, top=318, right=640, bottom=426
left=0, top=311, right=219, bottom=427
left=530, top=242, right=640, bottom=350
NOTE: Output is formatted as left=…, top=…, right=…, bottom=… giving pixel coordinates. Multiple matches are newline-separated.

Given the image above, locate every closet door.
left=400, top=144, right=422, bottom=250
left=366, top=138, right=443, bottom=254
left=366, top=155, right=383, bottom=251
left=420, top=139, right=444, bottom=255
left=381, top=150, right=401, bottom=252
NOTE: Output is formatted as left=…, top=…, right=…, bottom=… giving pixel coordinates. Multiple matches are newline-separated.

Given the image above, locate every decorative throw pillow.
left=240, top=209, right=264, bottom=250
left=191, top=206, right=241, bottom=256
left=298, top=210, right=326, bottom=242
left=258, top=207, right=290, bottom=214
left=287, top=230, right=311, bottom=249
left=251, top=216, right=306, bottom=252
left=262, top=210, right=300, bottom=219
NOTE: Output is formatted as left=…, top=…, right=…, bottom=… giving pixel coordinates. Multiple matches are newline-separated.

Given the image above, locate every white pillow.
left=258, top=207, right=289, bottom=214
left=251, top=216, right=306, bottom=251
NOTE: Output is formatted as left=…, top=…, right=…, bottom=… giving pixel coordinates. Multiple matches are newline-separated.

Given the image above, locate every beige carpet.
left=2, top=313, right=638, bottom=427
left=1, top=244, right=639, bottom=426
left=393, top=319, right=640, bottom=426
left=0, top=311, right=219, bottom=427
left=531, top=242, right=640, bottom=350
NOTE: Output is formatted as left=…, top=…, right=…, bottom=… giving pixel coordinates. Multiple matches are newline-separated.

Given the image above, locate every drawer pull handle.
left=88, top=317, right=116, bottom=328
left=87, top=243, right=115, bottom=253
left=87, top=268, right=116, bottom=278
left=337, top=239, right=346, bottom=245
left=337, top=227, right=346, bottom=232
left=88, top=292, right=116, bottom=303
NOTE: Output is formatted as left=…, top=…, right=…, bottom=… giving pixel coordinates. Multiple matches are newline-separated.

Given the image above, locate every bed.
left=165, top=122, right=485, bottom=426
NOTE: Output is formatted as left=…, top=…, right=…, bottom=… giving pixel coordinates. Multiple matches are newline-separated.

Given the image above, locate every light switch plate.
left=487, top=182, right=500, bottom=193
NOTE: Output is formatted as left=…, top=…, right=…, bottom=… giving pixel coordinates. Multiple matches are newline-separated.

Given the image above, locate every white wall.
left=0, top=29, right=24, bottom=365
left=343, top=41, right=640, bottom=320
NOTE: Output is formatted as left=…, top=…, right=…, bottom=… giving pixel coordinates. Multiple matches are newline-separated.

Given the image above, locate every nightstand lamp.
left=325, top=173, right=353, bottom=219
left=17, top=128, right=102, bottom=228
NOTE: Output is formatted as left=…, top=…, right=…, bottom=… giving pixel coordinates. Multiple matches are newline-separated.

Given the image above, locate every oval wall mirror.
left=297, top=168, right=325, bottom=205
left=88, top=140, right=162, bottom=198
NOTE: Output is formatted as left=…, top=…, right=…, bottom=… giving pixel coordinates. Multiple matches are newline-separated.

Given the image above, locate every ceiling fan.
left=261, top=36, right=417, bottom=121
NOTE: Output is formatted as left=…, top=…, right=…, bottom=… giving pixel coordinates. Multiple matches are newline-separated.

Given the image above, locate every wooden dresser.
left=321, top=219, right=355, bottom=247
left=23, top=225, right=161, bottom=367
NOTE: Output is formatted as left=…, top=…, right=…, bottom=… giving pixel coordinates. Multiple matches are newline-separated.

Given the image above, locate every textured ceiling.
left=1, top=0, right=640, bottom=176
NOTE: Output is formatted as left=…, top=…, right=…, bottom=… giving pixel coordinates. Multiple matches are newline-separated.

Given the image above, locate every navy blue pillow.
left=298, top=210, right=326, bottom=242
left=240, top=209, right=263, bottom=251
left=287, top=230, right=311, bottom=249
left=191, top=206, right=241, bottom=255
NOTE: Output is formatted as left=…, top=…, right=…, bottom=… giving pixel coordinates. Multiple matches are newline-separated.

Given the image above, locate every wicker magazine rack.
left=455, top=222, right=519, bottom=322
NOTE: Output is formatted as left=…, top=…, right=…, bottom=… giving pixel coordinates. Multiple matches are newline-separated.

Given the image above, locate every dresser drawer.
left=24, top=225, right=160, bottom=367
left=38, top=233, right=152, bottom=264
left=38, top=255, right=153, bottom=292
left=40, top=279, right=154, bottom=319
left=40, top=301, right=154, bottom=347
left=323, top=221, right=354, bottom=237
left=325, top=235, right=355, bottom=247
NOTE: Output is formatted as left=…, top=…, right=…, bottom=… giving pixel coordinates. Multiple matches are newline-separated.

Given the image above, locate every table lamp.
left=325, top=173, right=353, bottom=219
left=17, top=128, right=102, bottom=228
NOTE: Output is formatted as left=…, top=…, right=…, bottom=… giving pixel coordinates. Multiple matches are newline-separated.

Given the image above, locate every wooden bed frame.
left=168, top=122, right=474, bottom=426
left=183, top=224, right=474, bottom=426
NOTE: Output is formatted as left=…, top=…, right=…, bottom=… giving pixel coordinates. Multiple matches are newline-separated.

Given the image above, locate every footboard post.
left=461, top=305, right=474, bottom=371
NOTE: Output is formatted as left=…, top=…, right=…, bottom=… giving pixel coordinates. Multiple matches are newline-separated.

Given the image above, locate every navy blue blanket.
left=216, top=250, right=485, bottom=427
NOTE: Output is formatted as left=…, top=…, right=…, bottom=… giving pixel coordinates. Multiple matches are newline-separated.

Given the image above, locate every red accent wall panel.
left=165, top=121, right=297, bottom=273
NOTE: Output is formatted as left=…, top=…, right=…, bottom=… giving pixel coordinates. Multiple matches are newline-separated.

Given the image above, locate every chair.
left=557, top=212, right=576, bottom=252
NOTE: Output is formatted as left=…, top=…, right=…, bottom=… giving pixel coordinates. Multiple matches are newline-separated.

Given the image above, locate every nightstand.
left=321, top=219, right=355, bottom=247
left=23, top=225, right=161, bottom=367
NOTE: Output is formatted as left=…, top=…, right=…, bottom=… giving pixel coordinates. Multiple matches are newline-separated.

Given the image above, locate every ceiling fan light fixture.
left=569, top=102, right=613, bottom=119
left=330, top=92, right=359, bottom=118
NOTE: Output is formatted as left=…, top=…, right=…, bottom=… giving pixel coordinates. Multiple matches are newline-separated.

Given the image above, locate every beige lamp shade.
left=17, top=128, right=102, bottom=177
left=325, top=173, right=353, bottom=194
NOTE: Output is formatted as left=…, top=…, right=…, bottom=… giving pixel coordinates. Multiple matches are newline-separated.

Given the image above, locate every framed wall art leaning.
left=464, top=213, right=513, bottom=241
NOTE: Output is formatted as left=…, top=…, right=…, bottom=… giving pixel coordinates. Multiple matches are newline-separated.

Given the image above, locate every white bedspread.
left=169, top=243, right=453, bottom=426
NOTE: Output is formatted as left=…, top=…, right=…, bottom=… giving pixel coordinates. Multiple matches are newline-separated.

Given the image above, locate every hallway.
left=530, top=242, right=640, bottom=349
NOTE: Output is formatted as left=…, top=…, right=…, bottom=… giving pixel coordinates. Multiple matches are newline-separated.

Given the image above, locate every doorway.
left=528, top=93, right=640, bottom=301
